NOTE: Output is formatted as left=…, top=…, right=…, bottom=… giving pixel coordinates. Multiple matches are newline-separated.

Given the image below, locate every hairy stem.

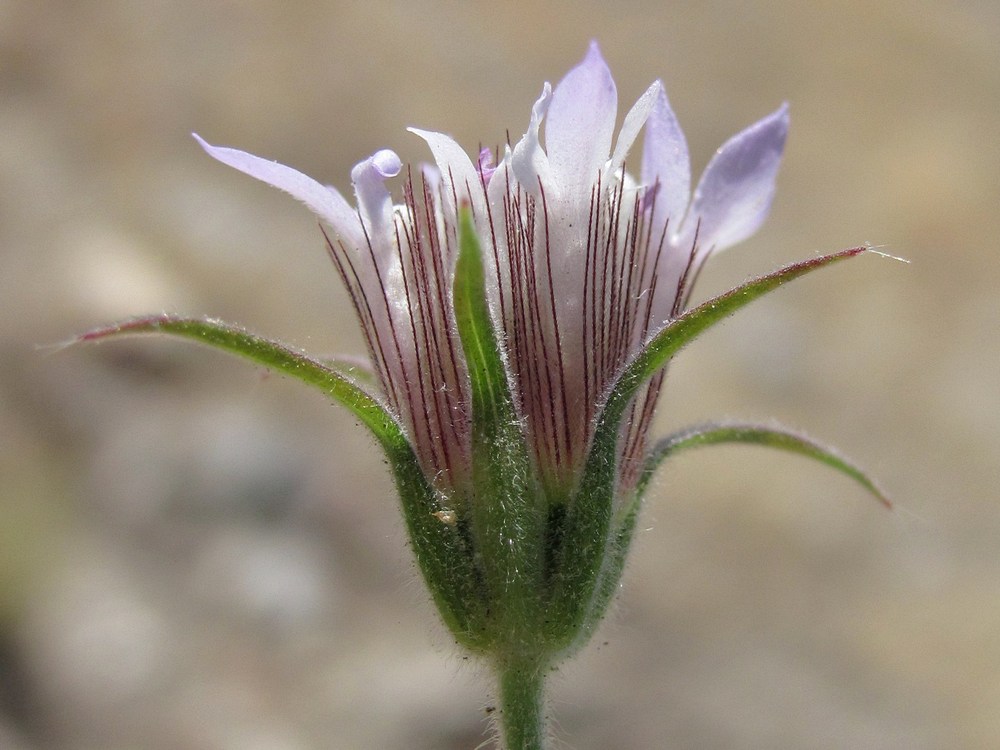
left=497, top=658, right=548, bottom=750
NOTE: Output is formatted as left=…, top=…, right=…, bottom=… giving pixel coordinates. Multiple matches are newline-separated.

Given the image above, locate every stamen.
left=356, top=210, right=417, bottom=421
left=581, top=182, right=597, bottom=424
left=393, top=200, right=450, bottom=481
left=321, top=226, right=400, bottom=415
left=321, top=147, right=683, bottom=493
left=536, top=178, right=572, bottom=470
left=674, top=218, right=703, bottom=316
left=481, top=162, right=510, bottom=343
left=423, top=173, right=466, bottom=422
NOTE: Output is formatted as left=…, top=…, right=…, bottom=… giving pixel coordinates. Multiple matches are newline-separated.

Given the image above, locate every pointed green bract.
left=620, top=247, right=867, bottom=414
left=453, top=208, right=543, bottom=654
left=636, top=421, right=892, bottom=508
left=80, top=315, right=403, bottom=445
left=77, top=314, right=490, bottom=647
left=585, top=421, right=892, bottom=635
left=548, top=247, right=869, bottom=647
left=320, top=356, right=379, bottom=389
left=584, top=420, right=893, bottom=622
left=454, top=208, right=510, bottom=422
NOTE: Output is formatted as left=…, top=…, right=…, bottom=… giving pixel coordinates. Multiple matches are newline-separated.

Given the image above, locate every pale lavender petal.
left=193, top=133, right=361, bottom=243
left=477, top=148, right=497, bottom=184
left=681, top=103, right=789, bottom=253
left=420, top=161, right=442, bottom=193
left=350, top=148, right=402, bottom=241
left=608, top=80, right=662, bottom=178
left=640, top=86, right=691, bottom=235
left=545, top=41, right=617, bottom=199
left=511, top=83, right=554, bottom=196
left=408, top=128, right=484, bottom=215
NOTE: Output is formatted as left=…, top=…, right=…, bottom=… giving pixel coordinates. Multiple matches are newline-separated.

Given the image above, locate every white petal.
left=680, top=103, right=789, bottom=253
left=193, top=134, right=361, bottom=244
left=544, top=41, right=617, bottom=200
left=608, top=80, right=662, bottom=178
left=408, top=128, right=485, bottom=217
left=511, top=83, right=553, bottom=197
left=350, top=148, right=402, bottom=243
left=419, top=161, right=442, bottom=193
left=640, top=86, right=691, bottom=235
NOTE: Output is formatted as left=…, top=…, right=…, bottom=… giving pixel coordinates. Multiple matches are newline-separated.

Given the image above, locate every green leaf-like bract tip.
left=636, top=421, right=892, bottom=508
left=80, top=315, right=399, bottom=440
left=77, top=314, right=489, bottom=648
left=548, top=246, right=868, bottom=650
left=580, top=420, right=892, bottom=627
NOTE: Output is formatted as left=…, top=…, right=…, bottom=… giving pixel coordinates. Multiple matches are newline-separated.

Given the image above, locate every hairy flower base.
left=78, top=231, right=886, bottom=655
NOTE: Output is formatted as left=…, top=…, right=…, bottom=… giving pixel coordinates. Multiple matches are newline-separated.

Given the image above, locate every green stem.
left=497, top=659, right=548, bottom=750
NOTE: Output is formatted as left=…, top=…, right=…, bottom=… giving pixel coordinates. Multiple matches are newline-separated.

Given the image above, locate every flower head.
left=195, top=42, right=788, bottom=499
left=83, top=42, right=885, bottom=747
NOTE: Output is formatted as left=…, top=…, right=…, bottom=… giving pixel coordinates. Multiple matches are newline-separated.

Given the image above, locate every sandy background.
left=2, top=1, right=999, bottom=748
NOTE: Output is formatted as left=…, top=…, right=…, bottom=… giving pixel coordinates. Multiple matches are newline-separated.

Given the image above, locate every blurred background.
left=2, top=1, right=998, bottom=748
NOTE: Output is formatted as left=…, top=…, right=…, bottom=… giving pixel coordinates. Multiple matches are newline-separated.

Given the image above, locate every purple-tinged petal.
left=680, top=103, right=789, bottom=254
left=351, top=148, right=402, bottom=241
left=640, top=86, right=691, bottom=235
left=545, top=41, right=617, bottom=199
left=511, top=83, right=554, bottom=196
left=608, top=80, right=662, bottom=178
left=193, top=133, right=361, bottom=244
left=477, top=148, right=497, bottom=184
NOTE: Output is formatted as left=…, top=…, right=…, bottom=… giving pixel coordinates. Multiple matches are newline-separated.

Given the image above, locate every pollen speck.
left=432, top=509, right=458, bottom=526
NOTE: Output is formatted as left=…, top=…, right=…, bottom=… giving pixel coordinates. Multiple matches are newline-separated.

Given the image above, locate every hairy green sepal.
left=77, top=315, right=488, bottom=648
left=453, top=207, right=548, bottom=661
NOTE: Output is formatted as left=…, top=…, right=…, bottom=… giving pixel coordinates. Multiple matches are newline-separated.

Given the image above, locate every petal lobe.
left=545, top=41, right=617, bottom=199
left=194, top=133, right=361, bottom=244
left=681, top=103, right=790, bottom=254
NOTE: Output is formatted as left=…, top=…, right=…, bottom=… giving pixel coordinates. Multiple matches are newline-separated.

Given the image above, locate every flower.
left=193, top=41, right=789, bottom=500
left=83, top=41, right=885, bottom=748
